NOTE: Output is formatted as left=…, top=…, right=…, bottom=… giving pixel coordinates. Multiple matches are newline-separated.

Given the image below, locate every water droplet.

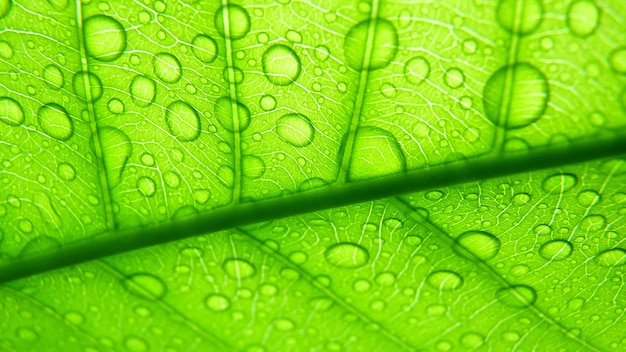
left=107, top=98, right=125, bottom=114
left=130, top=75, right=156, bottom=107
left=0, top=40, right=13, bottom=59
left=589, top=112, right=605, bottom=127
left=192, top=189, right=210, bottom=204
left=137, top=176, right=156, bottom=197
left=20, top=236, right=61, bottom=257
left=275, top=113, right=314, bottom=147
left=542, top=173, right=577, bottom=194
left=242, top=155, right=265, bottom=179
left=539, top=240, right=573, bottom=261
left=567, top=1, right=600, bottom=37
left=460, top=332, right=484, bottom=348
left=404, top=57, right=429, bottom=84
left=214, top=97, right=250, bottom=132
left=576, top=190, right=600, bottom=207
left=497, top=0, right=543, bottom=35
left=122, top=273, right=166, bottom=300
left=163, top=171, right=180, bottom=188
left=223, top=66, right=244, bottom=83
left=324, top=242, right=369, bottom=268
left=165, top=100, right=200, bottom=141
left=344, top=19, right=398, bottom=71
left=191, top=34, right=217, bottom=63
left=595, top=248, right=626, bottom=267
left=72, top=71, right=103, bottom=102
left=215, top=5, right=250, bottom=40
left=275, top=318, right=295, bottom=331
left=18, top=219, right=32, bottom=233
left=124, top=336, right=148, bottom=351
left=205, top=293, right=230, bottom=311
left=259, top=95, right=276, bottom=111
left=315, top=45, right=330, bottom=61
left=567, top=297, right=585, bottom=311
left=444, top=68, right=464, bottom=88
left=17, top=328, right=38, bottom=341
left=512, top=192, right=531, bottom=205
left=223, top=258, right=256, bottom=279
left=426, top=270, right=464, bottom=291
left=218, top=165, right=234, bottom=187
left=57, top=162, right=75, bottom=181
left=99, top=127, right=132, bottom=188
left=84, top=15, right=126, bottom=61
left=580, top=214, right=606, bottom=232
left=140, top=153, right=154, bottom=166
left=64, top=311, right=85, bottom=325
left=0, top=97, right=24, bottom=125
left=609, top=48, right=626, bottom=74
left=262, top=44, right=301, bottom=86
left=483, top=63, right=548, bottom=129
left=38, top=103, right=73, bottom=140
left=380, top=83, right=396, bottom=97
left=349, top=127, right=405, bottom=180
left=375, top=272, right=396, bottom=286
left=463, top=39, right=477, bottom=54
left=43, top=65, right=64, bottom=89
left=495, top=285, right=537, bottom=308
left=455, top=231, right=500, bottom=261
left=153, top=53, right=182, bottom=83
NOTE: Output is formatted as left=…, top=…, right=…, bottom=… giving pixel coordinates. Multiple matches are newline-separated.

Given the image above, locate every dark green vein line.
left=391, top=198, right=603, bottom=352
left=0, top=136, right=625, bottom=284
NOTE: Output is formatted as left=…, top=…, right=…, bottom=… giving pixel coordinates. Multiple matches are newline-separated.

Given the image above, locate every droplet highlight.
left=495, top=285, right=537, bottom=308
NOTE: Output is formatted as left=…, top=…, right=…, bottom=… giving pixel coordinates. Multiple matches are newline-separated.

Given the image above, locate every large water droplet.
left=444, top=68, right=464, bottom=88
left=275, top=113, right=314, bottom=147
left=137, top=176, right=156, bottom=197
left=0, top=97, right=24, bottom=125
left=495, top=285, right=537, bottom=307
left=595, top=248, right=626, bottom=267
left=124, top=336, right=148, bottom=352
left=262, top=44, right=301, bottom=86
left=130, top=75, right=156, bottom=107
left=483, top=63, right=548, bottom=129
left=242, top=155, right=265, bottom=179
left=344, top=18, right=398, bottom=71
left=84, top=15, right=126, bottom=61
left=214, top=97, right=250, bottom=132
left=205, top=293, right=230, bottom=311
left=223, top=258, right=256, bottom=279
left=0, top=40, right=13, bottom=59
left=165, top=100, right=200, bottom=141
left=426, top=270, right=464, bottom=291
left=153, top=53, right=182, bottom=83
left=539, top=240, right=573, bottom=261
left=191, top=34, right=217, bottom=63
left=215, top=5, right=250, bottom=40
left=576, top=190, right=600, bottom=207
left=542, top=173, right=577, bottom=194
left=497, top=0, right=543, bottom=35
left=38, top=103, right=73, bottom=140
left=99, top=127, right=132, bottom=188
left=567, top=1, right=600, bottom=37
left=122, top=273, right=166, bottom=300
left=259, top=95, right=276, bottom=111
left=57, top=162, right=75, bottom=181
left=455, top=231, right=500, bottom=261
left=43, top=65, right=64, bottom=90
left=609, top=48, right=626, bottom=74
left=404, top=56, right=429, bottom=84
left=324, top=242, right=369, bottom=268
left=348, top=127, right=406, bottom=180
left=72, top=71, right=103, bottom=102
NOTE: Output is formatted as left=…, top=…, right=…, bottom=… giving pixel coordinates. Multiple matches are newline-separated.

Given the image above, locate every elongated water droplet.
left=344, top=18, right=398, bottom=71
left=542, top=173, right=577, bottom=194
left=496, top=285, right=537, bottom=307
left=455, top=231, right=500, bottom=261
left=165, top=101, right=200, bottom=141
left=43, top=65, right=64, bottom=89
left=153, top=53, right=182, bottom=83
left=84, top=15, right=126, bottom=61
left=215, top=5, right=250, bottom=40
left=0, top=97, right=24, bottom=125
left=223, top=258, right=256, bottom=279
left=72, top=71, right=103, bottom=102
left=262, top=45, right=301, bottom=86
left=191, top=34, right=217, bottom=63
left=426, top=270, right=464, bottom=291
left=349, top=126, right=405, bottom=180
left=567, top=1, right=600, bottom=37
left=497, top=0, right=543, bottom=35
left=275, top=113, right=314, bottom=147
left=595, top=248, right=626, bottom=267
left=57, top=162, right=75, bottom=181
left=444, top=68, right=464, bottom=88
left=99, top=127, right=132, bottom=188
left=0, top=40, right=13, bottom=59
left=539, top=240, right=573, bottom=261
left=130, top=75, right=156, bottom=107
left=324, top=242, right=369, bottom=268
left=205, top=293, right=230, bottom=311
left=38, top=103, right=73, bottom=140
left=122, top=273, right=166, bottom=300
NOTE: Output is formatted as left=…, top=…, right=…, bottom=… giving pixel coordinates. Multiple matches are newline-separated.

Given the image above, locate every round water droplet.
left=215, top=5, right=250, bottom=40
left=223, top=258, right=256, bottom=279
left=259, top=95, right=276, bottom=111
left=84, top=15, right=126, bottom=61
left=426, top=270, right=464, bottom=291
left=130, top=75, right=156, bottom=107
left=242, top=155, right=265, bottom=179
left=205, top=293, right=230, bottom=311
left=107, top=98, right=125, bottom=114
left=100, top=127, right=132, bottom=188
left=483, top=63, right=548, bottom=129
left=38, top=103, right=73, bottom=140
left=223, top=66, right=244, bottom=83
left=0, top=40, right=13, bottom=59
left=43, top=65, right=64, bottom=89
left=140, top=153, right=154, bottom=166
left=275, top=113, right=314, bottom=147
left=214, top=97, right=250, bottom=132
left=153, top=53, right=182, bottom=83
left=456, top=231, right=500, bottom=261
left=262, top=45, right=301, bottom=86
left=609, top=48, right=626, bottom=74
left=191, top=34, right=217, bottom=63
left=512, top=192, right=531, bottom=205
left=595, top=248, right=626, bottom=267
left=344, top=19, right=398, bottom=71
left=444, top=68, right=464, bottom=88
left=0, top=0, right=11, bottom=19
left=404, top=56, right=429, bottom=84
left=324, top=242, right=369, bottom=268
left=124, top=336, right=148, bottom=352
left=576, top=190, right=600, bottom=207
left=165, top=100, right=200, bottom=141
left=542, top=173, right=577, bottom=194
left=163, top=171, right=180, bottom=188
left=137, top=176, right=156, bottom=197
left=122, top=273, right=166, bottom=300
left=539, top=240, right=573, bottom=261
left=0, top=97, right=24, bottom=125
left=64, top=311, right=85, bottom=325
left=349, top=126, right=406, bottom=180
left=497, top=0, right=543, bottom=35
left=72, top=71, right=103, bottom=102
left=57, top=162, right=75, bottom=181
left=567, top=1, right=600, bottom=37
left=460, top=332, right=484, bottom=348
left=315, top=45, right=330, bottom=61
left=375, top=272, right=396, bottom=286
left=495, top=285, right=537, bottom=307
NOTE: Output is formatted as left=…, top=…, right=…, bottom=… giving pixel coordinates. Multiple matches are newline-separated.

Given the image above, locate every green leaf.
left=0, top=0, right=626, bottom=351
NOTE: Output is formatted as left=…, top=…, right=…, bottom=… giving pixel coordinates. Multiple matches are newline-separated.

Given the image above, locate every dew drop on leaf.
left=191, top=34, right=217, bottom=63
left=0, top=97, right=24, bottom=125
left=129, top=75, right=156, bottom=107
left=0, top=1, right=10, bottom=20
left=455, top=231, right=501, bottom=261
left=172, top=205, right=198, bottom=219
left=426, top=270, right=464, bottom=291
left=242, top=155, right=265, bottom=179
left=375, top=271, right=396, bottom=286
left=43, top=65, right=64, bottom=90
left=215, top=5, right=250, bottom=40
left=84, top=15, right=126, bottom=61
left=214, top=97, right=251, bottom=132
left=495, top=285, right=537, bottom=308
left=275, top=318, right=295, bottom=331
left=460, top=332, right=484, bottom=348
left=38, top=103, right=73, bottom=141
left=541, top=173, right=577, bottom=194
left=444, top=68, right=464, bottom=88
left=595, top=248, right=626, bottom=267
left=153, top=53, right=182, bottom=83
left=262, top=45, right=301, bottom=86
left=72, top=71, right=103, bottom=102
left=64, top=311, right=84, bottom=325
left=324, top=242, right=369, bottom=268
left=496, top=0, right=543, bottom=35
left=380, top=83, right=396, bottom=98
left=344, top=18, right=398, bottom=71
left=122, top=273, right=166, bottom=300
left=107, top=98, right=125, bottom=114
left=539, top=240, right=573, bottom=261
left=192, top=189, right=210, bottom=204
left=0, top=40, right=13, bottom=59
left=205, top=293, right=231, bottom=311
left=298, top=177, right=328, bottom=192
left=259, top=95, right=276, bottom=111
left=315, top=45, right=329, bottom=61
left=511, top=192, right=531, bottom=205
left=567, top=1, right=600, bottom=37
left=163, top=171, right=180, bottom=188
left=124, top=335, right=148, bottom=352
left=140, top=153, right=154, bottom=166
left=259, top=283, right=278, bottom=296
left=57, top=162, right=75, bottom=181
left=609, top=48, right=626, bottom=74
left=223, top=258, right=256, bottom=279
left=483, top=63, right=548, bottom=129
left=217, top=165, right=234, bottom=187
left=165, top=100, right=200, bottom=141
left=99, top=127, right=132, bottom=188
left=576, top=190, right=600, bottom=207
left=567, top=297, right=585, bottom=311
left=137, top=176, right=156, bottom=197
left=349, top=126, right=406, bottom=180
left=275, top=113, right=314, bottom=147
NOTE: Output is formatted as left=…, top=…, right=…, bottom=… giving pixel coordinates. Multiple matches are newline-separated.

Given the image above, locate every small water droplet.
left=315, top=45, right=329, bottom=61
left=349, top=127, right=405, bottom=180
left=576, top=190, right=600, bottom=207
left=324, top=242, right=369, bottom=268
left=223, top=258, right=256, bottom=279
left=460, top=332, right=484, bottom=348
left=122, top=273, right=166, bottom=300
left=426, top=270, right=464, bottom=291
left=495, top=285, right=537, bottom=307
left=57, top=162, right=76, bottom=181
left=262, top=45, right=301, bottom=86
left=38, top=103, right=73, bottom=140
left=107, top=98, right=125, bottom=114
left=214, top=97, right=250, bottom=132
left=192, top=189, right=210, bottom=204
left=43, top=65, right=64, bottom=89
left=404, top=56, right=430, bottom=84
left=20, top=236, right=61, bottom=257
left=259, top=95, right=276, bottom=111
left=609, top=48, right=626, bottom=74
left=497, top=0, right=543, bottom=35
left=380, top=83, right=396, bottom=98
left=375, top=272, right=396, bottom=286
left=217, top=165, right=234, bottom=187
left=72, top=71, right=103, bottom=102
left=153, top=53, right=182, bottom=83
left=344, top=19, right=398, bottom=71
left=275, top=113, right=314, bottom=147
left=285, top=29, right=302, bottom=43
left=165, top=100, right=200, bottom=141
left=542, top=173, right=577, bottom=194
left=567, top=297, right=585, bottom=311
left=124, top=336, right=148, bottom=352
left=84, top=15, right=126, bottom=61
left=191, top=34, right=217, bottom=63
left=595, top=248, right=626, bottom=267
left=137, top=176, right=156, bottom=197
left=444, top=68, right=464, bottom=88
left=512, top=192, right=531, bottom=205
left=455, top=231, right=500, bottom=261
left=99, top=127, right=132, bottom=188
left=215, top=5, right=250, bottom=40
left=567, top=1, right=600, bottom=37
left=463, top=39, right=477, bottom=54
left=0, top=97, right=24, bottom=125
left=140, top=153, right=154, bottom=166
left=130, top=75, right=156, bottom=107
left=539, top=240, right=573, bottom=261
left=205, top=293, right=231, bottom=311
left=0, top=41, right=13, bottom=59
left=64, top=311, right=85, bottom=325
left=259, top=283, right=278, bottom=296
left=275, top=318, right=295, bottom=331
